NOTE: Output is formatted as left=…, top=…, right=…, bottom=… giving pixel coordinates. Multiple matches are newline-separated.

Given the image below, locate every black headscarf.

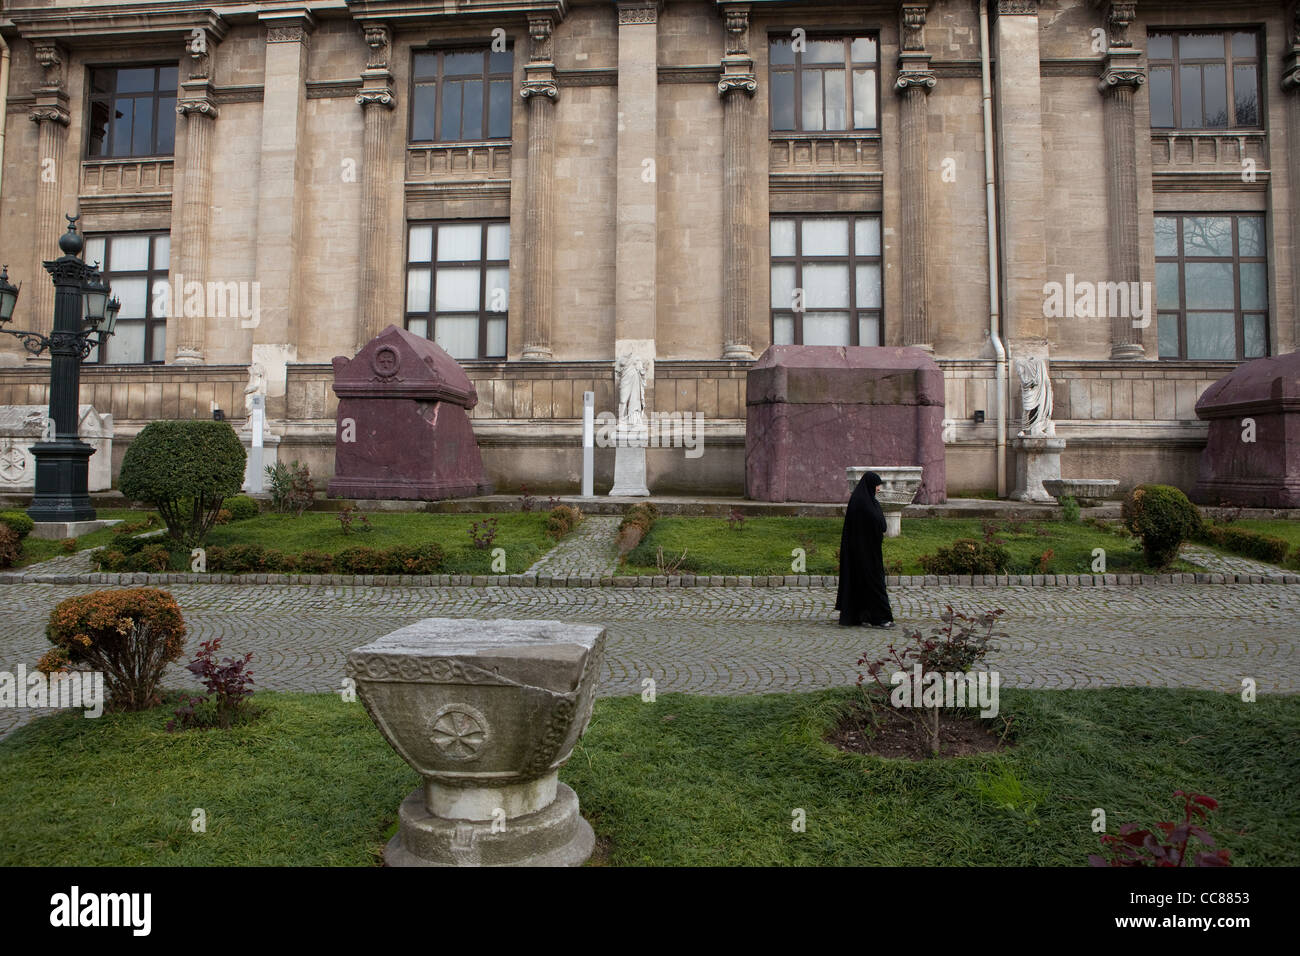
left=835, top=472, right=894, bottom=626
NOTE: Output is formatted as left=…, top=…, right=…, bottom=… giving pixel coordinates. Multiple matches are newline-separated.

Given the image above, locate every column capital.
left=356, top=88, right=396, bottom=109
left=895, top=67, right=936, bottom=93
left=260, top=10, right=315, bottom=45
left=177, top=97, right=219, bottom=119
left=521, top=79, right=559, bottom=100
left=718, top=74, right=757, bottom=97
left=718, top=2, right=755, bottom=97
left=29, top=103, right=70, bottom=127
left=1099, top=48, right=1145, bottom=95
left=522, top=13, right=559, bottom=101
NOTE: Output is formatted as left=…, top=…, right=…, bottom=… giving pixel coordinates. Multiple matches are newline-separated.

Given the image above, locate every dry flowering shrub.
left=40, top=588, right=187, bottom=711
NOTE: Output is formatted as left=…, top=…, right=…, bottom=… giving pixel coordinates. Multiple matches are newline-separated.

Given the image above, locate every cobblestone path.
left=525, top=516, right=621, bottom=576
left=2, top=579, right=1296, bottom=738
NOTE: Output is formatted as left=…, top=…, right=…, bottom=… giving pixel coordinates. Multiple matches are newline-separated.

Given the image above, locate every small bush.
left=336, top=505, right=373, bottom=535
left=0, top=511, right=35, bottom=540
left=0, top=524, right=20, bottom=570
left=469, top=517, right=498, bottom=550
left=118, top=420, right=246, bottom=548
left=919, top=539, right=1011, bottom=576
left=218, top=543, right=269, bottom=574
left=1122, top=484, right=1201, bottom=570
left=618, top=503, right=659, bottom=559
left=1059, top=496, right=1081, bottom=524
left=265, top=460, right=316, bottom=517
left=335, top=546, right=386, bottom=575
left=168, top=638, right=256, bottom=732
left=297, top=550, right=335, bottom=574
left=225, top=496, right=259, bottom=521
left=60, top=537, right=78, bottom=553
left=1198, top=524, right=1290, bottom=565
left=545, top=504, right=583, bottom=540
left=39, top=588, right=187, bottom=711
left=212, top=508, right=233, bottom=525
left=384, top=543, right=444, bottom=575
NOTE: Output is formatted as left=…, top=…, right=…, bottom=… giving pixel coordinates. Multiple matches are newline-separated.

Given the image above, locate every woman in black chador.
left=835, top=471, right=895, bottom=628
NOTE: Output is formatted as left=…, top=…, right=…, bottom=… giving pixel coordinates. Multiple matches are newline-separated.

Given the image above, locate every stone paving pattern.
left=525, top=516, right=621, bottom=577
left=2, top=579, right=1296, bottom=739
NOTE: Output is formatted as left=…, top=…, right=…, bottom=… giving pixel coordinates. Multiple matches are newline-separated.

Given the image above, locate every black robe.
left=835, top=474, right=894, bottom=626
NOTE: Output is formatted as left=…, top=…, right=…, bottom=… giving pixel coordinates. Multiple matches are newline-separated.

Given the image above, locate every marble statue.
left=615, top=354, right=647, bottom=428
left=1015, top=356, right=1054, bottom=438
left=243, top=363, right=267, bottom=418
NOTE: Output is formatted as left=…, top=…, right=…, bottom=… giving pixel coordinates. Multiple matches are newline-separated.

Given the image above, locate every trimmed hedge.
left=1122, top=484, right=1202, bottom=570
left=225, top=496, right=260, bottom=521
left=546, top=504, right=584, bottom=540
left=0, top=524, right=19, bottom=570
left=1198, top=524, right=1291, bottom=565
left=918, top=538, right=1012, bottom=576
left=0, top=511, right=35, bottom=540
left=93, top=540, right=446, bottom=576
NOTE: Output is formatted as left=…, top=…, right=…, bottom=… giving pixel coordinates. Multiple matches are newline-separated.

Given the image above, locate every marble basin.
left=1041, top=478, right=1119, bottom=506
left=846, top=466, right=923, bottom=537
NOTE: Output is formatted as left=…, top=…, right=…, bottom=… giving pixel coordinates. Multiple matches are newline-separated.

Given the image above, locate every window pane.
left=153, top=236, right=170, bottom=271
left=803, top=264, right=850, bottom=308
left=486, top=317, right=507, bottom=357
left=461, top=80, right=484, bottom=139
left=1182, top=217, right=1232, bottom=257
left=773, top=314, right=795, bottom=345
left=1154, top=217, right=1179, bottom=257
left=770, top=220, right=796, bottom=257
left=434, top=268, right=480, bottom=310
left=413, top=53, right=438, bottom=79
left=852, top=69, right=876, bottom=128
left=850, top=38, right=877, bottom=63
left=406, top=268, right=431, bottom=312
left=805, top=40, right=843, bottom=64
left=408, top=225, right=434, bottom=262
left=1148, top=34, right=1173, bottom=59
left=489, top=50, right=512, bottom=74
left=1239, top=262, right=1267, bottom=310
left=770, top=264, right=796, bottom=309
left=116, top=68, right=154, bottom=93
left=488, top=80, right=511, bottom=138
left=150, top=278, right=169, bottom=318
left=156, top=97, right=176, bottom=153
left=434, top=315, right=479, bottom=359
left=769, top=38, right=795, bottom=66
left=1186, top=312, right=1235, bottom=359
left=87, top=101, right=110, bottom=156
left=437, top=224, right=481, bottom=260
left=131, top=99, right=154, bottom=155
left=1179, top=65, right=1202, bottom=127
left=485, top=266, right=509, bottom=312
left=412, top=84, right=437, bottom=141
left=1233, top=65, right=1258, bottom=126
left=854, top=217, right=881, bottom=256
left=802, top=311, right=851, bottom=346
left=858, top=314, right=880, bottom=347
left=824, top=69, right=846, bottom=130
left=407, top=317, right=428, bottom=338
left=107, top=321, right=144, bottom=364
left=856, top=264, right=882, bottom=309
left=84, top=238, right=106, bottom=268
left=1155, top=262, right=1179, bottom=309
left=1203, top=63, right=1227, bottom=127
left=1179, top=33, right=1224, bottom=58
left=770, top=72, right=795, bottom=130
left=150, top=325, right=166, bottom=363
left=111, top=98, right=135, bottom=156
left=1149, top=67, right=1174, bottom=127
left=1231, top=32, right=1256, bottom=57
left=486, top=223, right=510, bottom=260
left=112, top=277, right=148, bottom=319
left=443, top=52, right=481, bottom=76
left=110, top=236, right=150, bottom=272
left=1183, top=262, right=1234, bottom=309
left=441, top=80, right=463, bottom=139
left=1238, top=216, right=1264, bottom=257
left=1157, top=313, right=1180, bottom=357
left=801, top=71, right=824, bottom=130
left=801, top=218, right=848, bottom=256
left=1243, top=313, right=1266, bottom=358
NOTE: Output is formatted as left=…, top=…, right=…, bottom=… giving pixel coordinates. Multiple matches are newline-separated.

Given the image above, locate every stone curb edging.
left=1, top=571, right=1297, bottom=588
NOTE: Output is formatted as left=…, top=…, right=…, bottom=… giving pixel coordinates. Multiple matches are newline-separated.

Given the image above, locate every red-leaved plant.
left=1089, top=791, right=1232, bottom=867
left=168, top=637, right=255, bottom=731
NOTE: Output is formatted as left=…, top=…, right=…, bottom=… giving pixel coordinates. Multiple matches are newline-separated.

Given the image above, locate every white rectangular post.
left=248, top=394, right=265, bottom=493
left=581, top=390, right=594, bottom=498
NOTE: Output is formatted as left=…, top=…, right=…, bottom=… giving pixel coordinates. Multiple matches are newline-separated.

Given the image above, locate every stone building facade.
left=0, top=0, right=1296, bottom=497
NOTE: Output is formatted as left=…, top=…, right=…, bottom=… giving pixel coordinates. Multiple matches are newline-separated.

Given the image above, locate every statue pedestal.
left=609, top=423, right=649, bottom=496
left=240, top=430, right=279, bottom=493
left=1012, top=436, right=1066, bottom=503
left=846, top=466, right=923, bottom=538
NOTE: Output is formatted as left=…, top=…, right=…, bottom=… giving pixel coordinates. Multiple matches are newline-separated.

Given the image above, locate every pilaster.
left=521, top=15, right=559, bottom=360
left=718, top=3, right=755, bottom=360
left=355, top=23, right=396, bottom=353
left=896, top=3, right=935, bottom=351
left=28, top=42, right=70, bottom=336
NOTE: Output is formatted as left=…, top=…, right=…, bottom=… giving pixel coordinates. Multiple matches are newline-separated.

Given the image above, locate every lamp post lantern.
left=0, top=214, right=117, bottom=524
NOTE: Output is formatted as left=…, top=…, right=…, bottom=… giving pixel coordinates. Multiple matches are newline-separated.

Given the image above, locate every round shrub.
left=546, top=504, right=583, bottom=540
left=40, top=587, right=187, bottom=711
left=0, top=524, right=20, bottom=570
left=919, top=539, right=1011, bottom=576
left=118, top=420, right=246, bottom=548
left=1122, top=484, right=1201, bottom=569
left=384, top=543, right=445, bottom=575
left=0, top=511, right=35, bottom=540
left=226, top=496, right=260, bottom=521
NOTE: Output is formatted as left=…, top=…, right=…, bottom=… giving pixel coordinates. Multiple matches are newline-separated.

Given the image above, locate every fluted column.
left=896, top=4, right=935, bottom=350
left=520, top=16, right=559, bottom=360
left=1282, top=4, right=1300, bottom=354
left=355, top=24, right=396, bottom=353
left=28, top=43, right=69, bottom=336
left=718, top=4, right=756, bottom=360
left=1098, top=2, right=1145, bottom=360
left=175, top=32, right=220, bottom=364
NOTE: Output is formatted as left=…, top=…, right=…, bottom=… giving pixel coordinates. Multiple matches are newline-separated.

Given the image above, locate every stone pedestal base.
left=1012, top=437, right=1066, bottom=503
left=241, top=432, right=279, bottom=494
left=385, top=782, right=594, bottom=867
left=609, top=424, right=649, bottom=496
left=31, top=518, right=122, bottom=540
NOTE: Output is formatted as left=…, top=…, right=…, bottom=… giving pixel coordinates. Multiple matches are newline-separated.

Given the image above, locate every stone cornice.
left=10, top=4, right=228, bottom=43
left=344, top=1, right=568, bottom=24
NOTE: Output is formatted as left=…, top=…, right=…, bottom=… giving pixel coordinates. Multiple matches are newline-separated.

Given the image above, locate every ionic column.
left=1282, top=5, right=1300, bottom=354
left=896, top=4, right=935, bottom=350
left=355, top=24, right=396, bottom=353
left=174, top=32, right=220, bottom=365
left=520, top=16, right=559, bottom=360
left=718, top=4, right=756, bottom=360
left=28, top=43, right=69, bottom=335
left=1098, top=2, right=1145, bottom=360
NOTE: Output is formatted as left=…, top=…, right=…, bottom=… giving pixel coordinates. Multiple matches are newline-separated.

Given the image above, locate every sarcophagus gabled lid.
left=332, top=324, right=478, bottom=407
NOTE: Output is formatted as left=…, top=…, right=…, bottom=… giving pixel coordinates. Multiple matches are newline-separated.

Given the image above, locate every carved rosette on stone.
left=347, top=618, right=606, bottom=867
left=355, top=23, right=396, bottom=352
left=520, top=16, right=559, bottom=360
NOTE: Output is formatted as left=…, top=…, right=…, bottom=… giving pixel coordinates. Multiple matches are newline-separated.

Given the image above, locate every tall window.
left=410, top=48, right=513, bottom=143
left=405, top=221, right=509, bottom=360
left=1148, top=31, right=1260, bottom=129
left=87, top=66, right=178, bottom=157
left=83, top=234, right=170, bottom=364
left=769, top=36, right=878, bottom=132
left=1155, top=214, right=1268, bottom=360
left=770, top=215, right=882, bottom=347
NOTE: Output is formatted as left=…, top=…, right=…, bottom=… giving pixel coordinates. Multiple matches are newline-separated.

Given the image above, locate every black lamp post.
left=0, top=214, right=120, bottom=524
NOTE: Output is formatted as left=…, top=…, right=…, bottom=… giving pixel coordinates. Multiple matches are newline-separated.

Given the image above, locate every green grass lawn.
left=625, top=516, right=1195, bottom=576
left=0, top=687, right=1294, bottom=866
left=199, top=512, right=556, bottom=574
left=13, top=508, right=158, bottom=569
left=1205, top=519, right=1300, bottom=570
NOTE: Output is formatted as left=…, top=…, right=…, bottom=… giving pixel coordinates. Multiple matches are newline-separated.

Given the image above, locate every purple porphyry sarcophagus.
left=745, top=345, right=947, bottom=504
left=327, top=324, right=493, bottom=500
